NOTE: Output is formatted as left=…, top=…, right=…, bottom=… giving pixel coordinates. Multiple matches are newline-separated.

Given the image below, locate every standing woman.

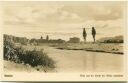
left=92, top=27, right=96, bottom=43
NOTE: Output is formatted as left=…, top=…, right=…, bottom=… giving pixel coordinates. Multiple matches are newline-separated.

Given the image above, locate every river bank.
left=53, top=43, right=123, bottom=54
left=4, top=44, right=123, bottom=73
left=4, top=60, right=56, bottom=73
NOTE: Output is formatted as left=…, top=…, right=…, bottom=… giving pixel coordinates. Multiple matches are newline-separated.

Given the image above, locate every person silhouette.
left=83, top=28, right=87, bottom=43
left=92, top=27, right=96, bottom=43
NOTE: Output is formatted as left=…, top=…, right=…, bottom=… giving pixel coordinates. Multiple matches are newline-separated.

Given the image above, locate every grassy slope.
left=4, top=60, right=56, bottom=73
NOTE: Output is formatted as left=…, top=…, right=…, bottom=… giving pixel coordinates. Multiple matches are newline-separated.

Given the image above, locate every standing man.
left=92, top=27, right=96, bottom=43
left=83, top=28, right=87, bottom=43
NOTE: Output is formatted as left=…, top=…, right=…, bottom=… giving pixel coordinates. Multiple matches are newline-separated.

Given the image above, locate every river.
left=42, top=46, right=123, bottom=73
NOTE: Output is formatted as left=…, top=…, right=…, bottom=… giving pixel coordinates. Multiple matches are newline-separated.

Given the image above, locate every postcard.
left=0, top=1, right=127, bottom=82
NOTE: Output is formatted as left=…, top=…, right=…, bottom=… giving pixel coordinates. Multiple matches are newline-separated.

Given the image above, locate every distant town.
left=4, top=33, right=123, bottom=46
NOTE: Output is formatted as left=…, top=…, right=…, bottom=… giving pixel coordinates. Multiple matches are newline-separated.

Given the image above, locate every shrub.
left=4, top=39, right=55, bottom=68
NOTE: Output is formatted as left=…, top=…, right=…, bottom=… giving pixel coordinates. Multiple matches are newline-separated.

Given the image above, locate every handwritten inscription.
left=4, top=74, right=13, bottom=77
left=80, top=74, right=123, bottom=78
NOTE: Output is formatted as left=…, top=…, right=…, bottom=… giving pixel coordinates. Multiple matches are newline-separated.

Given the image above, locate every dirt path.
left=44, top=46, right=123, bottom=73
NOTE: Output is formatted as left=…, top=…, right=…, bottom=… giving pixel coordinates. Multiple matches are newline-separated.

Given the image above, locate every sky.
left=2, top=1, right=125, bottom=41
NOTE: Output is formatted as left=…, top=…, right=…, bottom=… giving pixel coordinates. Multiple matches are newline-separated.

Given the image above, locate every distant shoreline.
left=54, top=43, right=123, bottom=55
left=56, top=47, right=123, bottom=55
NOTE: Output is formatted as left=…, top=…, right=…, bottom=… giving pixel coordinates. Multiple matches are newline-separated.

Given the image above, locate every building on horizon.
left=68, top=37, right=80, bottom=43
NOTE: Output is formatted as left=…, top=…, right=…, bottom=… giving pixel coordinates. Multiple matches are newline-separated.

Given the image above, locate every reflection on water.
left=36, top=46, right=124, bottom=72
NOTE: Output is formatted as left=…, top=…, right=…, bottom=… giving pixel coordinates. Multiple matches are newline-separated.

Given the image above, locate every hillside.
left=97, top=35, right=123, bottom=43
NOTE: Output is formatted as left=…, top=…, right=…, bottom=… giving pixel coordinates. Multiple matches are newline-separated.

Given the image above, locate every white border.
left=0, top=1, right=127, bottom=81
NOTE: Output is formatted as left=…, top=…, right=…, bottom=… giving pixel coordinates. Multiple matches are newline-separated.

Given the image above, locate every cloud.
left=3, top=3, right=124, bottom=26
left=2, top=2, right=124, bottom=41
left=3, top=5, right=83, bottom=25
left=62, top=5, right=123, bottom=21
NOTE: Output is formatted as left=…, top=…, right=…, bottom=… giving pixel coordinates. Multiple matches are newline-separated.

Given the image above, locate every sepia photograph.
left=0, top=1, right=127, bottom=81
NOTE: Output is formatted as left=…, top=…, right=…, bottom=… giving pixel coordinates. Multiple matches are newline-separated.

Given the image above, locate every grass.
left=4, top=40, right=55, bottom=69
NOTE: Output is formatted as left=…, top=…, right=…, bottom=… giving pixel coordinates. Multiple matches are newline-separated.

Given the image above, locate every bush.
left=4, top=39, right=55, bottom=68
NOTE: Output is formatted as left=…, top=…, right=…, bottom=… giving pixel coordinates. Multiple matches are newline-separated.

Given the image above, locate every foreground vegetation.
left=4, top=39, right=55, bottom=71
